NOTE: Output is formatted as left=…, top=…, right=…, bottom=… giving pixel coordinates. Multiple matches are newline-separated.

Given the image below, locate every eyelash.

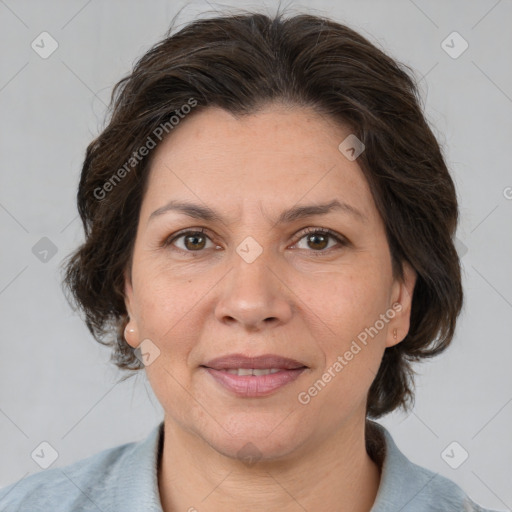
left=162, top=227, right=348, bottom=256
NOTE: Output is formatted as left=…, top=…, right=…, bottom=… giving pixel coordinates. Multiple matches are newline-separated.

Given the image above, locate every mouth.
left=210, top=368, right=295, bottom=376
left=200, top=353, right=308, bottom=397
left=202, top=353, right=308, bottom=371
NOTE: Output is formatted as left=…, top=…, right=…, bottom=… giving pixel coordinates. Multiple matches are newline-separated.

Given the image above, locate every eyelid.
left=292, top=227, right=346, bottom=244
left=163, top=227, right=214, bottom=249
left=290, top=227, right=349, bottom=253
left=163, top=226, right=349, bottom=253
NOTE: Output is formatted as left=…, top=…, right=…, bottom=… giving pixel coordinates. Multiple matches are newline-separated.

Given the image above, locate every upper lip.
left=202, top=353, right=308, bottom=370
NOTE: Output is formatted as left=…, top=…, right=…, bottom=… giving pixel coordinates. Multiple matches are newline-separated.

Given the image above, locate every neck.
left=158, top=414, right=382, bottom=512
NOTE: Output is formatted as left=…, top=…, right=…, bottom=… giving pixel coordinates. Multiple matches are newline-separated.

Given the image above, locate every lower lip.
left=203, top=367, right=307, bottom=397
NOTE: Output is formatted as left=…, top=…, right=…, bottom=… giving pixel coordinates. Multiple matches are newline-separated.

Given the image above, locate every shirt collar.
left=110, top=421, right=165, bottom=511
left=367, top=419, right=460, bottom=512
left=116, top=419, right=457, bottom=512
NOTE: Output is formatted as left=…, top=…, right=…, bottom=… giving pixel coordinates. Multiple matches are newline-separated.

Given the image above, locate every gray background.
left=0, top=0, right=511, bottom=510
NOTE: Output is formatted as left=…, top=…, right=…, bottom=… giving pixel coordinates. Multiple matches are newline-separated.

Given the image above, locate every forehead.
left=140, top=105, right=376, bottom=224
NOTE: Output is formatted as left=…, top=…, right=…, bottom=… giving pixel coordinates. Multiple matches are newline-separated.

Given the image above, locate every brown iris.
left=184, top=232, right=207, bottom=251
left=306, top=232, right=329, bottom=250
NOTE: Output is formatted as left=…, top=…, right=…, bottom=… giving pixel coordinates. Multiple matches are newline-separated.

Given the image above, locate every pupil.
left=186, top=233, right=205, bottom=250
left=309, top=233, right=327, bottom=250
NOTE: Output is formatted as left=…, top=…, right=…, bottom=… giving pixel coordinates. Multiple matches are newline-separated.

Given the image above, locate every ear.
left=123, top=267, right=139, bottom=348
left=386, top=261, right=417, bottom=348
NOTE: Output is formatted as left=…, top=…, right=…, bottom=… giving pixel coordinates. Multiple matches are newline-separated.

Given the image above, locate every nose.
left=214, top=246, right=293, bottom=332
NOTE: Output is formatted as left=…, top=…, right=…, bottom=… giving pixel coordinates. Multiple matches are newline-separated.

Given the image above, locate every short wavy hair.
left=61, top=10, right=463, bottom=419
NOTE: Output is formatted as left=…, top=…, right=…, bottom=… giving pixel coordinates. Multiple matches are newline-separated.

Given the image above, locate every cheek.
left=137, top=272, right=201, bottom=412
left=303, top=265, right=390, bottom=339
left=132, top=256, right=194, bottom=323
left=297, top=274, right=388, bottom=421
left=301, top=269, right=389, bottom=395
left=130, top=267, right=190, bottom=360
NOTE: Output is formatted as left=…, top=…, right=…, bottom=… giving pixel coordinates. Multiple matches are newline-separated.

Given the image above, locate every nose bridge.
left=214, top=237, right=292, bottom=329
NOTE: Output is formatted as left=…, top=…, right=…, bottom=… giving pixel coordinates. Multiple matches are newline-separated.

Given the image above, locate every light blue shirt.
left=0, top=420, right=501, bottom=511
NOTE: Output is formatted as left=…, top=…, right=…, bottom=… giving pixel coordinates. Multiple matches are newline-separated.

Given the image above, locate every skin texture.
left=123, top=103, right=417, bottom=512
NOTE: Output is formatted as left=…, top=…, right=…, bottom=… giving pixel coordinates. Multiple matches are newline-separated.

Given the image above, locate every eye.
left=162, top=227, right=348, bottom=255
left=164, top=228, right=217, bottom=253
left=291, top=227, right=348, bottom=254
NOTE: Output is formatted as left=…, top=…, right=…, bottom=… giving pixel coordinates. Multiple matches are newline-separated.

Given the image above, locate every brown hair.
left=61, top=10, right=463, bottom=419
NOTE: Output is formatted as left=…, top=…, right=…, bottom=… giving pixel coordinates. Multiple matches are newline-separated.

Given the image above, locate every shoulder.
left=367, top=420, right=502, bottom=512
left=401, top=462, right=500, bottom=512
left=0, top=441, right=133, bottom=512
left=0, top=423, right=164, bottom=512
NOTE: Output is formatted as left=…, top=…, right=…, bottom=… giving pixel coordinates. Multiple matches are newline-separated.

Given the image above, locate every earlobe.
left=123, top=268, right=138, bottom=348
left=124, top=322, right=137, bottom=348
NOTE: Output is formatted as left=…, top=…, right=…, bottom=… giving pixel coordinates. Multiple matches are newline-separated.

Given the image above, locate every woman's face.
left=124, top=104, right=416, bottom=460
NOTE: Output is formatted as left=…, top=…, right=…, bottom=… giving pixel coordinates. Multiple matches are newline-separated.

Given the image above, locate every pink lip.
left=203, top=367, right=307, bottom=397
left=202, top=353, right=307, bottom=370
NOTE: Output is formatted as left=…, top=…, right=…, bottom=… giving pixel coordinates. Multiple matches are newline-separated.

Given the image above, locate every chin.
left=212, top=436, right=300, bottom=465
left=198, top=414, right=308, bottom=463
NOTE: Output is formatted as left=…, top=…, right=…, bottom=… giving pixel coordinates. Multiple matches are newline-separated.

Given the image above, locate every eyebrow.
left=147, top=198, right=367, bottom=226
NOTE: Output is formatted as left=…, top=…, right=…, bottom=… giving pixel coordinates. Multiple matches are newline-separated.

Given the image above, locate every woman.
left=0, top=10, right=500, bottom=512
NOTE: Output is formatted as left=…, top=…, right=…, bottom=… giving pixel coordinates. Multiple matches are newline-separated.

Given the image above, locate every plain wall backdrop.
left=0, top=0, right=511, bottom=510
